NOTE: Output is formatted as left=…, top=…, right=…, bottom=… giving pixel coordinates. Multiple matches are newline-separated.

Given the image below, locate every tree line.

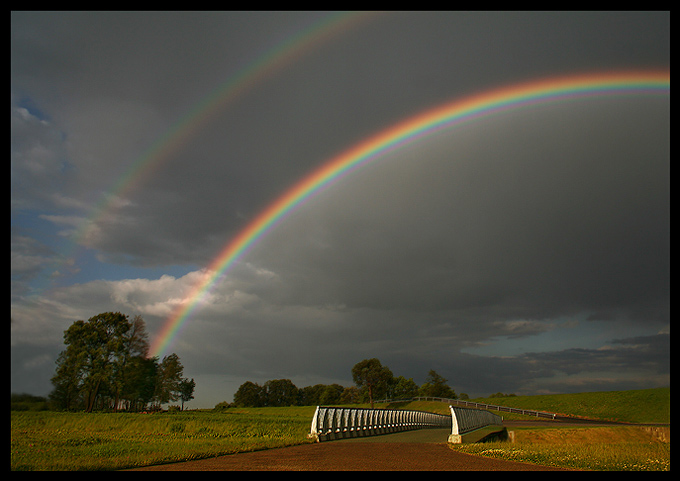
left=224, top=358, right=464, bottom=409
left=49, top=312, right=195, bottom=412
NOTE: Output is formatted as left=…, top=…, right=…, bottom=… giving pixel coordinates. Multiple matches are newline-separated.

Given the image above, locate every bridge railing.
left=308, top=406, right=451, bottom=442
left=448, top=405, right=507, bottom=443
left=450, top=405, right=503, bottom=435
left=375, top=396, right=557, bottom=419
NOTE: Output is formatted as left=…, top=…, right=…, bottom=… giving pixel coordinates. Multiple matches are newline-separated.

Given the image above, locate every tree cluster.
left=11, top=393, right=49, bottom=411
left=224, top=358, right=458, bottom=409
left=351, top=358, right=458, bottom=407
left=229, top=380, right=361, bottom=408
left=49, top=312, right=195, bottom=412
left=488, top=392, right=517, bottom=398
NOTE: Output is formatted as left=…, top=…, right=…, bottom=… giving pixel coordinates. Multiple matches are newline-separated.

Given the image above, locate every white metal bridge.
left=308, top=404, right=505, bottom=443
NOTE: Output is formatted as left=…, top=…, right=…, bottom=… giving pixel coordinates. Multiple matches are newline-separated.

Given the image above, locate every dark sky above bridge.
left=12, top=11, right=669, bottom=406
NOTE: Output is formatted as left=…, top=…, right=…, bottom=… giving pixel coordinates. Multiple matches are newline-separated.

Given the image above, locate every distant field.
left=468, top=387, right=670, bottom=424
left=376, top=387, right=669, bottom=424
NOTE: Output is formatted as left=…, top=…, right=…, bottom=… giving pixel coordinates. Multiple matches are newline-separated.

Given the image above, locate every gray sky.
left=12, top=11, right=669, bottom=408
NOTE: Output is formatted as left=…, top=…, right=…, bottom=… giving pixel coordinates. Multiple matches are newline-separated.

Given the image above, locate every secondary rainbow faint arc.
left=149, top=69, right=670, bottom=357
left=68, top=11, right=375, bottom=246
left=38, top=11, right=376, bottom=296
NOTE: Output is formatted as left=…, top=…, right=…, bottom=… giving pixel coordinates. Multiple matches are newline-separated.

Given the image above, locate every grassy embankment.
left=378, top=386, right=670, bottom=423
left=469, top=386, right=670, bottom=423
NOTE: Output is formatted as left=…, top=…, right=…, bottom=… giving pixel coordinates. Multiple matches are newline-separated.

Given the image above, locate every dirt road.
left=127, top=429, right=567, bottom=471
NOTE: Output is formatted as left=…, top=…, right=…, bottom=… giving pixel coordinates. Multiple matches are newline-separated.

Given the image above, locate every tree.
left=178, top=378, right=196, bottom=410
left=214, top=401, right=231, bottom=411
left=233, top=381, right=265, bottom=407
left=154, top=353, right=184, bottom=407
left=50, top=312, right=189, bottom=412
left=263, top=379, right=298, bottom=407
left=418, top=369, right=456, bottom=399
left=339, top=386, right=360, bottom=404
left=319, top=384, right=344, bottom=405
left=120, top=355, right=157, bottom=411
left=125, top=315, right=150, bottom=357
left=113, top=315, right=150, bottom=411
left=390, top=376, right=419, bottom=399
left=351, top=358, right=393, bottom=408
left=489, top=392, right=516, bottom=398
left=298, top=384, right=326, bottom=406
left=50, top=312, right=130, bottom=412
left=50, top=345, right=86, bottom=411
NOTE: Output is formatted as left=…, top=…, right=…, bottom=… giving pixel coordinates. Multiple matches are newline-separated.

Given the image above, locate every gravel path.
left=126, top=429, right=568, bottom=471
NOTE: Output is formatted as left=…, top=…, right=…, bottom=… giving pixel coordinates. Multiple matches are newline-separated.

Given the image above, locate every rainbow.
left=64, top=12, right=375, bottom=255
left=149, top=69, right=670, bottom=357
left=36, top=11, right=375, bottom=297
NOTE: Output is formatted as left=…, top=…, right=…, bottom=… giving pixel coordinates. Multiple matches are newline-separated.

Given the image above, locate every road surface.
left=127, top=428, right=568, bottom=471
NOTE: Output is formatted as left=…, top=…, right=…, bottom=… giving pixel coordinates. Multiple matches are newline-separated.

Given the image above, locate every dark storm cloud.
left=519, top=333, right=670, bottom=377
left=12, top=11, right=669, bottom=405
left=13, top=11, right=670, bottom=267
left=249, top=97, right=669, bottom=323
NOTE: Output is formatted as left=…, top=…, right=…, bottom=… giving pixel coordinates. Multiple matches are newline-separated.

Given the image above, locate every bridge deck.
left=334, top=427, right=452, bottom=443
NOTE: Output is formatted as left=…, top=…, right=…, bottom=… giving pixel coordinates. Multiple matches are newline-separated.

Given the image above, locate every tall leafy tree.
left=351, top=358, right=393, bottom=408
left=178, top=378, right=196, bottom=410
left=154, top=353, right=184, bottom=407
left=50, top=341, right=87, bottom=410
left=60, top=313, right=131, bottom=412
left=319, top=384, right=344, bottom=405
left=418, top=369, right=457, bottom=399
left=113, top=315, right=150, bottom=411
left=339, top=386, right=360, bottom=404
left=50, top=312, right=189, bottom=412
left=390, top=376, right=419, bottom=399
left=120, top=355, right=157, bottom=411
left=263, top=379, right=298, bottom=407
left=233, top=381, right=265, bottom=407
left=298, top=384, right=326, bottom=406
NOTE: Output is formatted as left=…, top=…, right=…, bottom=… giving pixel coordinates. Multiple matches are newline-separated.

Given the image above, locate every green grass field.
left=11, top=387, right=670, bottom=471
left=450, top=425, right=670, bottom=471
left=11, top=407, right=316, bottom=471
left=377, top=387, right=670, bottom=423
left=468, top=386, right=670, bottom=424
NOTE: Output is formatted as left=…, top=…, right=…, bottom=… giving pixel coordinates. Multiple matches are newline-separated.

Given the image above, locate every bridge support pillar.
left=448, top=425, right=508, bottom=444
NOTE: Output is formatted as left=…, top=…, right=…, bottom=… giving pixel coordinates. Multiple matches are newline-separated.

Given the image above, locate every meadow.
left=450, top=425, right=670, bottom=471
left=468, top=386, right=670, bottom=424
left=11, top=387, right=670, bottom=471
left=11, top=407, right=317, bottom=471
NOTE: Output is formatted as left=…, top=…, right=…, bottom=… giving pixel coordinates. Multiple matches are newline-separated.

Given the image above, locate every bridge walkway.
left=334, top=427, right=451, bottom=443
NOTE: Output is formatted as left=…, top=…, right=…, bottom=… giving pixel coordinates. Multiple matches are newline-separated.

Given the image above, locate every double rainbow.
left=149, top=70, right=669, bottom=357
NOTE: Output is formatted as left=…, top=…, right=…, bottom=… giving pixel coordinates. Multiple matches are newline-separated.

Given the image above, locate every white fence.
left=308, top=406, right=451, bottom=442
